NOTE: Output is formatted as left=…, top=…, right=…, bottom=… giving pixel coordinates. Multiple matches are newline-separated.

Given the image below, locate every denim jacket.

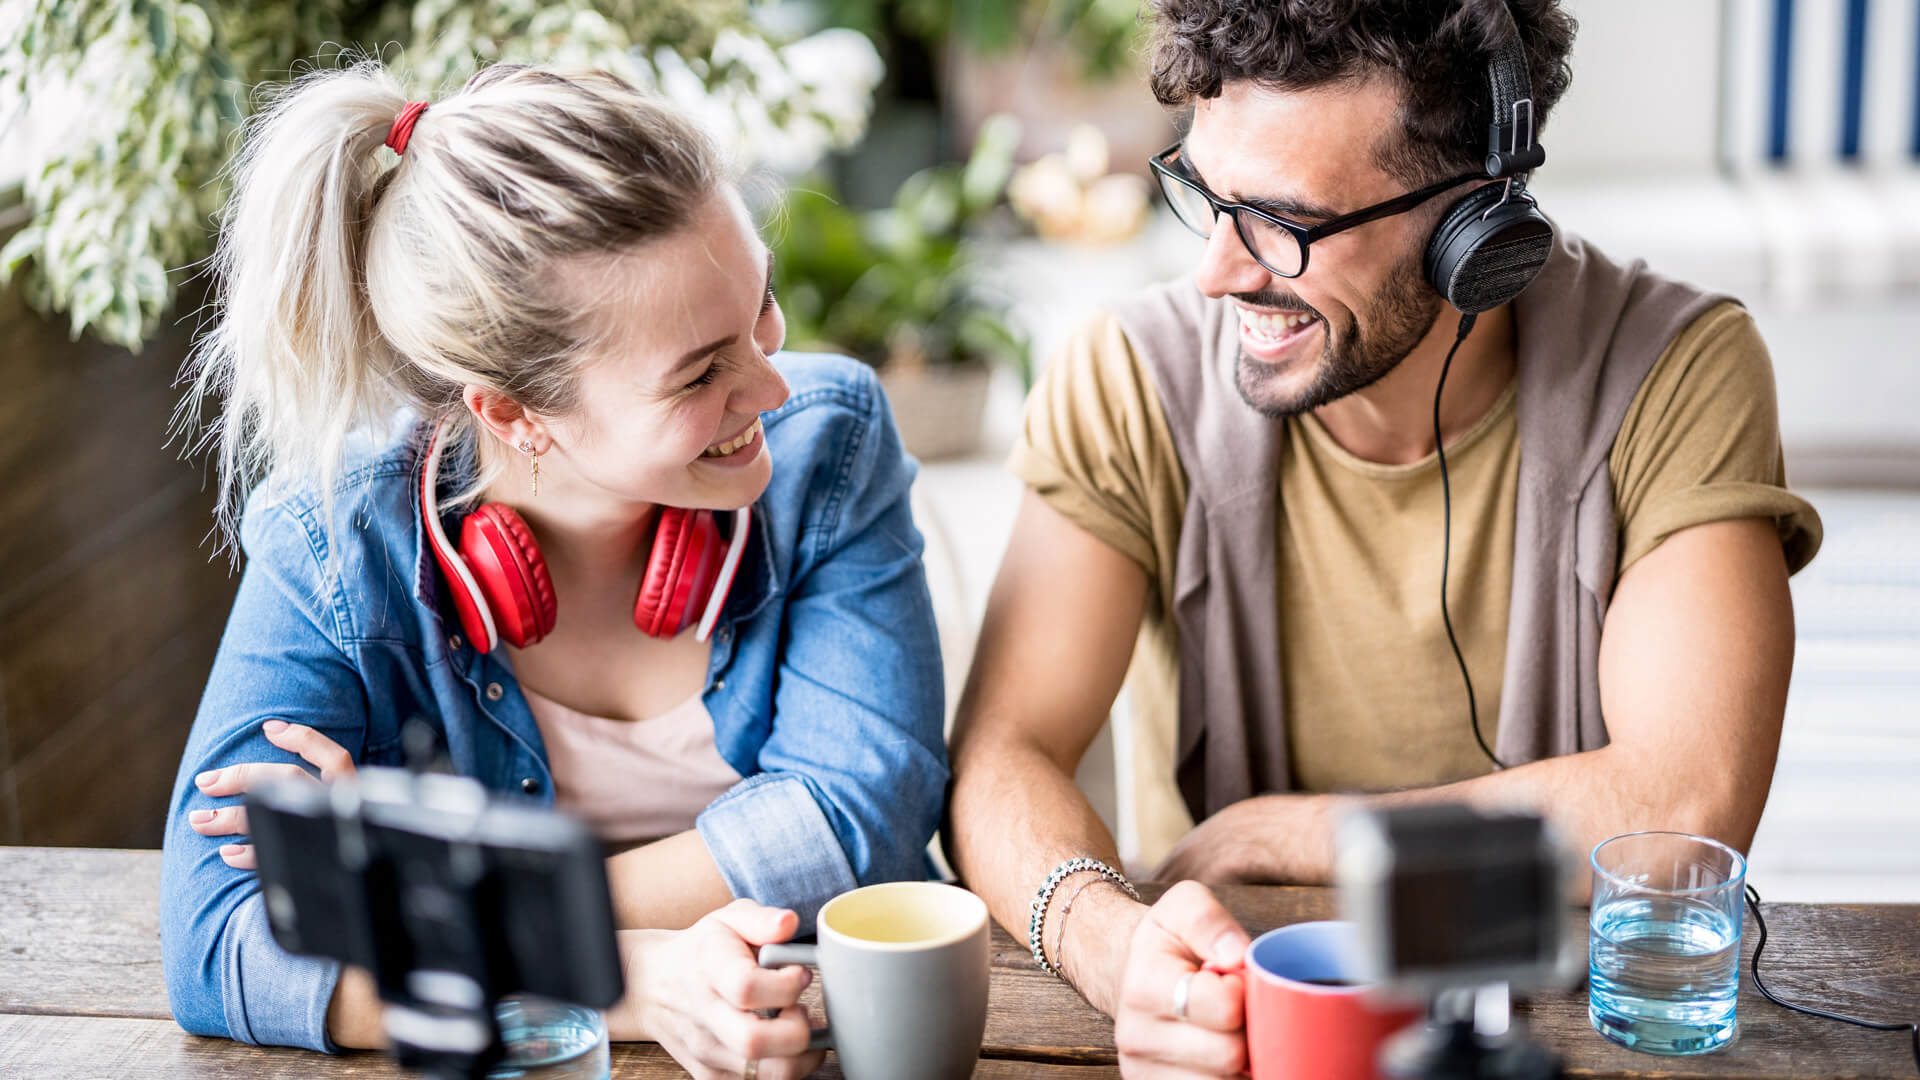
left=160, top=353, right=947, bottom=1052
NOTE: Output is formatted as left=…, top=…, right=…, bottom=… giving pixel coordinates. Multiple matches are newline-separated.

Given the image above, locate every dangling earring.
left=518, top=439, right=540, bottom=497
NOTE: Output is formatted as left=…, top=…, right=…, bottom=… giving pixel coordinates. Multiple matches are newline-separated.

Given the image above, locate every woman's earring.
left=518, top=439, right=540, bottom=497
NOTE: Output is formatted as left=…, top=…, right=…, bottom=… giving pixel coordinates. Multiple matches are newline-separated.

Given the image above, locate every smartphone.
left=246, top=767, right=624, bottom=1014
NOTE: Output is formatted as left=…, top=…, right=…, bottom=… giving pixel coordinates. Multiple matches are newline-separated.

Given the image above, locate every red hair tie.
left=385, top=101, right=430, bottom=156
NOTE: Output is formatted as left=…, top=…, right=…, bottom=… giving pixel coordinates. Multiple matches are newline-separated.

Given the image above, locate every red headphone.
left=419, top=420, right=750, bottom=652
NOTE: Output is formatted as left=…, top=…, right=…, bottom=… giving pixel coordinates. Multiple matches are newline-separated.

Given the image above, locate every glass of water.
left=1588, top=831, right=1746, bottom=1055
left=489, top=996, right=610, bottom=1080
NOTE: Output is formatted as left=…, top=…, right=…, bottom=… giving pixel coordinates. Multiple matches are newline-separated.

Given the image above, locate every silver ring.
left=1172, top=969, right=1197, bottom=1023
left=742, top=1059, right=757, bottom=1080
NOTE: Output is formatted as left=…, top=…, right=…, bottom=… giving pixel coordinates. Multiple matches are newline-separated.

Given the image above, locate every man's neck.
left=1310, top=303, right=1515, bottom=466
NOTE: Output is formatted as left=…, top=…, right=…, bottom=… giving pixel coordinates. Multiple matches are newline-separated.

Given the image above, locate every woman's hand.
left=186, top=720, right=357, bottom=869
left=608, top=901, right=826, bottom=1080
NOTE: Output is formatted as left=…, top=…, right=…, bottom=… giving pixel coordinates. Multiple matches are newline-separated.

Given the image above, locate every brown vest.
left=1109, top=231, right=1730, bottom=822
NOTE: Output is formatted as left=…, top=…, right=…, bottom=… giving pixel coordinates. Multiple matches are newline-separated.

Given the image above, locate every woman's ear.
left=463, top=385, right=549, bottom=454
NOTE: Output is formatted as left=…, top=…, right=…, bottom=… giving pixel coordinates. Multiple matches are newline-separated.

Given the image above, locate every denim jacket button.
left=485, top=682, right=504, bottom=701
left=713, top=678, right=726, bottom=692
left=448, top=634, right=464, bottom=652
left=521, top=777, right=540, bottom=794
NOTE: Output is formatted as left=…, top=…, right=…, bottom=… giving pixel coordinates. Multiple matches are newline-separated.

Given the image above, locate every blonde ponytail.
left=180, top=56, right=720, bottom=567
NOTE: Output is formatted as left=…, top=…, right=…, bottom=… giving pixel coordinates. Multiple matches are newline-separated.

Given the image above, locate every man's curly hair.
left=1149, top=0, right=1577, bottom=186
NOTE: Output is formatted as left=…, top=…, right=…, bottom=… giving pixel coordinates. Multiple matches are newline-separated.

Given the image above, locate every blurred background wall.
left=1, top=0, right=1913, bottom=899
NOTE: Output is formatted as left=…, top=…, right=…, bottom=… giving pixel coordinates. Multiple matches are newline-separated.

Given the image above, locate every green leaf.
left=147, top=3, right=173, bottom=54
left=961, top=113, right=1021, bottom=212
left=0, top=225, right=46, bottom=280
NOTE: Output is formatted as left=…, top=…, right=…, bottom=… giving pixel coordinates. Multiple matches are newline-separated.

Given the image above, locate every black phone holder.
left=1380, top=987, right=1564, bottom=1080
left=1338, top=805, right=1582, bottom=1080
left=245, top=751, right=624, bottom=1080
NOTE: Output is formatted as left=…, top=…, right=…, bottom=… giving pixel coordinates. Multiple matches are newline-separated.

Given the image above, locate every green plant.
left=771, top=113, right=1030, bottom=386
left=814, top=0, right=1147, bottom=80
left=0, top=0, right=880, bottom=350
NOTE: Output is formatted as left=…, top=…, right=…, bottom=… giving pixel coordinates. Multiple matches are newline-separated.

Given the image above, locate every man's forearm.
left=1215, top=522, right=1792, bottom=891
left=1220, top=742, right=1765, bottom=893
left=946, top=731, right=1143, bottom=1015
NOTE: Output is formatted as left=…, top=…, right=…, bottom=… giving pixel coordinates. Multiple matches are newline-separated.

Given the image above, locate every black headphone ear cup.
left=1424, top=185, right=1556, bottom=314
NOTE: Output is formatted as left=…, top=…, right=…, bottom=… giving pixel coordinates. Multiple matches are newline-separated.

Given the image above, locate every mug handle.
left=757, top=944, right=833, bottom=1051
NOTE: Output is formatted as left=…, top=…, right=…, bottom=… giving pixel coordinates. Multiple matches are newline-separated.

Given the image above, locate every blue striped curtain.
left=1763, top=0, right=1920, bottom=162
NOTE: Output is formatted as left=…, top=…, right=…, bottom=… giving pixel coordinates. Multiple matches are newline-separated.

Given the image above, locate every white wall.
left=1545, top=0, right=1726, bottom=177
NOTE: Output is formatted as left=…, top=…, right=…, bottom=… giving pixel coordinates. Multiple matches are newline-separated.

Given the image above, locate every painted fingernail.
left=195, top=770, right=218, bottom=787
left=190, top=810, right=215, bottom=825
left=220, top=845, right=244, bottom=856
left=263, top=720, right=288, bottom=735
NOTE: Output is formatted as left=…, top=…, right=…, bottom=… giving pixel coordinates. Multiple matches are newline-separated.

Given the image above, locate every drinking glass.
left=489, top=996, right=609, bottom=1080
left=1588, top=831, right=1746, bottom=1055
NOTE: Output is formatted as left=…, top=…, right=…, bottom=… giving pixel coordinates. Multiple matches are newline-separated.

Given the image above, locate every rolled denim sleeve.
left=697, top=364, right=948, bottom=930
left=697, top=772, right=859, bottom=925
left=161, top=497, right=367, bottom=1052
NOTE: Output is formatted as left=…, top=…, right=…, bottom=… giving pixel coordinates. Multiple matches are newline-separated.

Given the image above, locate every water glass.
left=489, top=996, right=610, bottom=1080
left=1588, top=831, right=1746, bottom=1055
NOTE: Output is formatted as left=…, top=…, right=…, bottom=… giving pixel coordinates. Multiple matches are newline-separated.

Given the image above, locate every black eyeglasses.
left=1149, top=142, right=1486, bottom=278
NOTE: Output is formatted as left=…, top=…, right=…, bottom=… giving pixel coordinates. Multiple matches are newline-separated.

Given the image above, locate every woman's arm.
left=694, top=368, right=949, bottom=930
left=602, top=830, right=734, bottom=930
left=160, top=500, right=372, bottom=1053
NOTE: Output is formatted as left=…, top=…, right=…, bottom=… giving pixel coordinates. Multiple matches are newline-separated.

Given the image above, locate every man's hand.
left=1154, top=799, right=1275, bottom=885
left=1113, top=882, right=1251, bottom=1079
left=1154, top=805, right=1260, bottom=886
left=1153, top=796, right=1335, bottom=887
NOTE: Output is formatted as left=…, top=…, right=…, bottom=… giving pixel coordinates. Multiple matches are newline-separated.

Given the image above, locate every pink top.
left=521, top=685, right=743, bottom=847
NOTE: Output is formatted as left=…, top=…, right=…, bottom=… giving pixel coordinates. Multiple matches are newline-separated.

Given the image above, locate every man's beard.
left=1234, top=251, right=1443, bottom=419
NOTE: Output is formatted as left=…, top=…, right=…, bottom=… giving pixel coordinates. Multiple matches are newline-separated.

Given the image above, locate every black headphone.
left=1426, top=3, right=1557, bottom=774
left=1422, top=2, right=1556, bottom=314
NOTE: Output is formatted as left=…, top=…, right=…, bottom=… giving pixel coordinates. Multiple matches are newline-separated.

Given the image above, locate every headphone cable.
left=1434, top=310, right=1508, bottom=770
left=1437, top=316, right=1915, bottom=1068
left=1745, top=884, right=1919, bottom=1072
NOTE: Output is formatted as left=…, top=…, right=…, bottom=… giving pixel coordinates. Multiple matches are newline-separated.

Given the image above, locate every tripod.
left=1382, top=984, right=1564, bottom=1080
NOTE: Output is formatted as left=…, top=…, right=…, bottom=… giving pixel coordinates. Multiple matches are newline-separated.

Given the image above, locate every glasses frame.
left=1149, top=141, right=1487, bottom=279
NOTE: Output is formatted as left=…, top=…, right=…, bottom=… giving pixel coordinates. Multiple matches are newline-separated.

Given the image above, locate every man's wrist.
left=1030, top=858, right=1136, bottom=973
left=1058, top=883, right=1147, bottom=1017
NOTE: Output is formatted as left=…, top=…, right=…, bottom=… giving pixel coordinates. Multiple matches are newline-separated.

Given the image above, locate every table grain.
left=2, top=848, right=1915, bottom=1078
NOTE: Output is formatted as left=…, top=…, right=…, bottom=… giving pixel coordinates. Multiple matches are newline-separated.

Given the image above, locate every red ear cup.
left=461, top=503, right=558, bottom=648
left=633, top=508, right=723, bottom=638
left=667, top=512, right=723, bottom=636
left=422, top=416, right=730, bottom=648
left=429, top=538, right=496, bottom=653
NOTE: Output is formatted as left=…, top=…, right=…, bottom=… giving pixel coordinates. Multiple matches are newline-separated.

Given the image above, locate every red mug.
left=1244, top=921, right=1422, bottom=1080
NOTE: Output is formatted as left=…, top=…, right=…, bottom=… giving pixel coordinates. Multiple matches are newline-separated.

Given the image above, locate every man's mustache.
left=1232, top=290, right=1319, bottom=317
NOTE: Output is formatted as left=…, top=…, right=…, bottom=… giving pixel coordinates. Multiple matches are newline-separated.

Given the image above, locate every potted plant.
left=0, top=0, right=882, bottom=351
left=771, top=114, right=1028, bottom=460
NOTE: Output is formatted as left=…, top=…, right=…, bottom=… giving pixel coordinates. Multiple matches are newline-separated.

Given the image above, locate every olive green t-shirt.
left=1009, top=302, right=1822, bottom=857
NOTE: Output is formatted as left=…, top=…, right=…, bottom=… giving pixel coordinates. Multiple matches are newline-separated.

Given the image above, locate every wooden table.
left=2, top=848, right=1915, bottom=1078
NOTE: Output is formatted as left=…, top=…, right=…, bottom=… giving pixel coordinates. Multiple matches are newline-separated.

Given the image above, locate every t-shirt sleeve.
left=1006, top=310, right=1179, bottom=578
left=1609, top=301, right=1823, bottom=576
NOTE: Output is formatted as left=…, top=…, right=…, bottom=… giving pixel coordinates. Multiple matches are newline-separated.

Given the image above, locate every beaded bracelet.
left=1028, top=857, right=1139, bottom=976
left=1050, top=874, right=1123, bottom=982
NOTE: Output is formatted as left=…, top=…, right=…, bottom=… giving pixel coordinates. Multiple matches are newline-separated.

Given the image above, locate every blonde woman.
left=160, top=61, right=945, bottom=1080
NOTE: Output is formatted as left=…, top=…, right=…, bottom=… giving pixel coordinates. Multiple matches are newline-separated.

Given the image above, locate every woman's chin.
left=686, top=449, right=772, bottom=511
